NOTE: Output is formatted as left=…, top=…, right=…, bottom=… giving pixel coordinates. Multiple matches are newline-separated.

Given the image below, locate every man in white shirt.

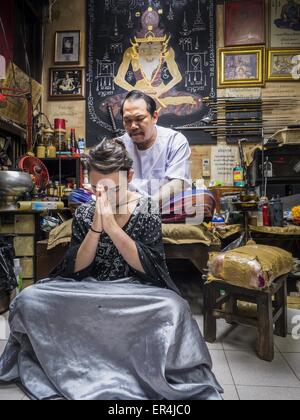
left=120, top=90, right=191, bottom=203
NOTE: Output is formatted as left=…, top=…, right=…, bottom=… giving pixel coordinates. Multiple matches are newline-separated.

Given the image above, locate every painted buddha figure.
left=103, top=8, right=202, bottom=119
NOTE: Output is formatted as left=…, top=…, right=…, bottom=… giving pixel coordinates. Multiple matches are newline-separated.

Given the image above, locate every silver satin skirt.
left=0, top=277, right=223, bottom=400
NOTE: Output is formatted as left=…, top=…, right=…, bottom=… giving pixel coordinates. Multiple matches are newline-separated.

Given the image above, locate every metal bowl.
left=0, top=171, right=33, bottom=204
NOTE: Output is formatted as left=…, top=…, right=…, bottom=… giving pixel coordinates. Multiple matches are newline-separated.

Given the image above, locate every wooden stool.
left=204, top=275, right=288, bottom=362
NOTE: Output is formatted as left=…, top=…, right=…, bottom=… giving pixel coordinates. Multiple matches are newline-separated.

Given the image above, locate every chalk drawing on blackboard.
left=86, top=0, right=217, bottom=144
left=185, top=52, right=209, bottom=93
left=96, top=54, right=116, bottom=97
left=192, top=0, right=206, bottom=32
left=180, top=12, right=191, bottom=37
left=179, top=37, right=193, bottom=52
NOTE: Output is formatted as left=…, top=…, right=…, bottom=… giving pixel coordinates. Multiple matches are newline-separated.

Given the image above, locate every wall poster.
left=270, top=0, right=300, bottom=48
left=86, top=0, right=216, bottom=146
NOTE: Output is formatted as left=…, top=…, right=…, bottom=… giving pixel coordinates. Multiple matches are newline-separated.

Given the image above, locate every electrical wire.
left=49, top=0, right=58, bottom=23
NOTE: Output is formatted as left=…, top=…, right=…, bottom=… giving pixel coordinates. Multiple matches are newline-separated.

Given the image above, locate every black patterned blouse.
left=51, top=196, right=179, bottom=293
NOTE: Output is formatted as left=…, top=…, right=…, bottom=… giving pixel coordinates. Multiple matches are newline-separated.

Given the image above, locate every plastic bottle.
left=67, top=136, right=71, bottom=152
left=37, top=145, right=46, bottom=159
left=257, top=198, right=264, bottom=227
left=70, top=129, right=77, bottom=154
left=48, top=181, right=55, bottom=196
left=233, top=162, right=246, bottom=188
left=78, top=138, right=86, bottom=154
left=83, top=168, right=89, bottom=186
left=54, top=181, right=59, bottom=197
left=47, top=143, right=57, bottom=158
left=262, top=199, right=270, bottom=226
left=55, top=130, right=67, bottom=152
left=13, top=259, right=23, bottom=293
left=270, top=195, right=284, bottom=227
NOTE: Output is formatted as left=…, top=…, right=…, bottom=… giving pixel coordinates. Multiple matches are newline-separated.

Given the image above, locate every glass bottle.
left=70, top=129, right=77, bottom=154
left=55, top=130, right=67, bottom=152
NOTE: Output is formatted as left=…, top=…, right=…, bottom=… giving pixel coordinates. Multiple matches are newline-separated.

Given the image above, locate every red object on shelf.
left=18, top=156, right=50, bottom=188
left=54, top=118, right=67, bottom=131
left=263, top=204, right=270, bottom=227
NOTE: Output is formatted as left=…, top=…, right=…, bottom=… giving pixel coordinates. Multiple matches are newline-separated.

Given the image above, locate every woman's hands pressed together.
left=95, top=185, right=119, bottom=235
left=91, top=187, right=103, bottom=233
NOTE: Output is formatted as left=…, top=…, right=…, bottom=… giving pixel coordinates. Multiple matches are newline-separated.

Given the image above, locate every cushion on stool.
left=208, top=244, right=293, bottom=290
left=162, top=224, right=220, bottom=246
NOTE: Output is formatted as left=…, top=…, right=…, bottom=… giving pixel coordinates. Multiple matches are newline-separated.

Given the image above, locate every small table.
left=233, top=201, right=258, bottom=244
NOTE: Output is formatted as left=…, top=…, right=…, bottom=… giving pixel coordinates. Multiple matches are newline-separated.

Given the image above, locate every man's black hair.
left=120, top=90, right=157, bottom=117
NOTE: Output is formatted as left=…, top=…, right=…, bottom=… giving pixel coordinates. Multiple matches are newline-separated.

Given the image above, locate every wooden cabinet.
left=0, top=212, right=41, bottom=287
left=40, top=157, right=83, bottom=189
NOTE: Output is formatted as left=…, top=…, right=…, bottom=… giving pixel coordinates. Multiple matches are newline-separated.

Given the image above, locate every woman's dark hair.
left=86, top=138, right=133, bottom=174
left=120, top=90, right=157, bottom=117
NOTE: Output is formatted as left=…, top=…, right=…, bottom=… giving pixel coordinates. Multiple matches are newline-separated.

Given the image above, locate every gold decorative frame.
left=218, top=47, right=265, bottom=88
left=267, top=49, right=300, bottom=82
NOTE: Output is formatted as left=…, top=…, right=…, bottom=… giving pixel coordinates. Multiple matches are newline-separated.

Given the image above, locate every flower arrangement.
left=292, top=206, right=300, bottom=225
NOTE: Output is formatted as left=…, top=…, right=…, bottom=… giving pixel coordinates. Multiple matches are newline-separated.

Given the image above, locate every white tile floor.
left=1, top=310, right=300, bottom=400
left=194, top=311, right=300, bottom=400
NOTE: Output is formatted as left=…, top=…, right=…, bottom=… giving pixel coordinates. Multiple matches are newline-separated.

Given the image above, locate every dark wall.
left=0, top=0, right=45, bottom=82
left=0, top=0, right=15, bottom=65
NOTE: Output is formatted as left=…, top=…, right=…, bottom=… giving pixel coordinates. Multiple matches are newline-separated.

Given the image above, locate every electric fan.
left=18, top=156, right=50, bottom=190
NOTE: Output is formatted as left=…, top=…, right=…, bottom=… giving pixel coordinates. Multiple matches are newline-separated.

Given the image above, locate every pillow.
left=208, top=244, right=293, bottom=289
left=162, top=224, right=220, bottom=246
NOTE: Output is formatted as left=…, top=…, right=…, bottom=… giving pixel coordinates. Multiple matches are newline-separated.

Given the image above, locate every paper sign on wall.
left=211, top=145, right=239, bottom=185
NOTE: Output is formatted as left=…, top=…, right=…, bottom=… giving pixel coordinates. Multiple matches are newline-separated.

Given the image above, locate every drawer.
left=14, top=236, right=34, bottom=257
left=0, top=214, right=15, bottom=234
left=0, top=224, right=15, bottom=234
left=15, top=215, right=35, bottom=234
left=20, top=258, right=34, bottom=279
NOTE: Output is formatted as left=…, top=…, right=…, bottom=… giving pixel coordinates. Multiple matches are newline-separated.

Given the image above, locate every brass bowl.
left=0, top=171, right=33, bottom=206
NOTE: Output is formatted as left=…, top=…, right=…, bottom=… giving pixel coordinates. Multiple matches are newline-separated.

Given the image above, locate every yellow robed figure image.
left=102, top=7, right=202, bottom=118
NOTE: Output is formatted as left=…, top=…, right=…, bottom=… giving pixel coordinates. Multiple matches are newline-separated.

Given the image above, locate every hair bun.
left=87, top=138, right=133, bottom=175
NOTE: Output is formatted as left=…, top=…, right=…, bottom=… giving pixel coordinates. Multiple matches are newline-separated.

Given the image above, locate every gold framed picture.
left=54, top=30, right=81, bottom=65
left=218, top=47, right=265, bottom=88
left=267, top=49, right=300, bottom=81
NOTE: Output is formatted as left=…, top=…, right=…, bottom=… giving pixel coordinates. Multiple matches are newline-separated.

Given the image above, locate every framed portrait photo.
left=267, top=49, right=300, bottom=81
left=218, top=47, right=265, bottom=88
left=225, top=0, right=265, bottom=47
left=54, top=31, right=81, bottom=64
left=49, top=67, right=85, bottom=100
left=270, top=1, right=300, bottom=48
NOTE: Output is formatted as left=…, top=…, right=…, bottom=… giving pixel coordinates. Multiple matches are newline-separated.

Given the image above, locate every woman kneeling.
left=0, top=139, right=222, bottom=401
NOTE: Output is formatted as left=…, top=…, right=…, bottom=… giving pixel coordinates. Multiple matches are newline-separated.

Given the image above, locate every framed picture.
left=218, top=47, right=265, bottom=88
left=267, top=49, right=300, bottom=81
left=225, top=0, right=265, bottom=46
left=270, top=1, right=300, bottom=48
left=49, top=67, right=85, bottom=100
left=54, top=31, right=81, bottom=64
